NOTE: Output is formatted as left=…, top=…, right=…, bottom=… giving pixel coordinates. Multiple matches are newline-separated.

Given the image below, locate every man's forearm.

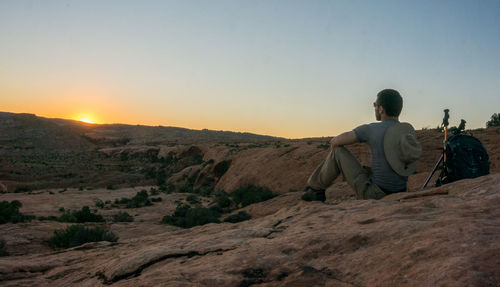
left=330, top=131, right=358, bottom=148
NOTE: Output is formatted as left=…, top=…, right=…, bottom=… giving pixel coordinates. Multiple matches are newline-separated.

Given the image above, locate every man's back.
left=353, top=119, right=407, bottom=192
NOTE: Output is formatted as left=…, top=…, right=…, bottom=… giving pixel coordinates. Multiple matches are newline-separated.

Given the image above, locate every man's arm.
left=330, top=131, right=358, bottom=148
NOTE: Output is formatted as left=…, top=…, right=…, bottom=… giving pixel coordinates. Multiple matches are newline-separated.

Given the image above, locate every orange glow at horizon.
left=79, top=118, right=94, bottom=124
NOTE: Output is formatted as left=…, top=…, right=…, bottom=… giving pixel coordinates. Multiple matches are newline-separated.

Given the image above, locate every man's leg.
left=307, top=147, right=386, bottom=200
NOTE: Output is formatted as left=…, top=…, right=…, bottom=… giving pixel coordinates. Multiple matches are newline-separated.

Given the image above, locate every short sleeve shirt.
left=353, top=120, right=407, bottom=191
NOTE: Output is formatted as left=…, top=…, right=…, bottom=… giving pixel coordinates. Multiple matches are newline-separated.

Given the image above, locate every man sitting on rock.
left=302, top=89, right=422, bottom=202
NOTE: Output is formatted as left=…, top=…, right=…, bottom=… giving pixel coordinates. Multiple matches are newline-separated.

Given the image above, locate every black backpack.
left=436, top=134, right=490, bottom=186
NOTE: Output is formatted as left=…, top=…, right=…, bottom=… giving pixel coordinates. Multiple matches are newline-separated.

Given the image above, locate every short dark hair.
left=376, top=89, right=403, bottom=117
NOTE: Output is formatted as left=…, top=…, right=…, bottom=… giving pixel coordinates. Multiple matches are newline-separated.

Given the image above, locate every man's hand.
left=330, top=131, right=358, bottom=148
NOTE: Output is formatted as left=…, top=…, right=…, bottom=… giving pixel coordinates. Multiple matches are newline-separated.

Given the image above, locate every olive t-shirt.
left=353, top=120, right=407, bottom=192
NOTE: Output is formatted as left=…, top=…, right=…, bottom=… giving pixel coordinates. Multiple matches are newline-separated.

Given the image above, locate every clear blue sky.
left=1, top=0, right=499, bottom=138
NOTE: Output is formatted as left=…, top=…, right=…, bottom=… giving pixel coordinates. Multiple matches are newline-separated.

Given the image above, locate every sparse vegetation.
left=215, top=191, right=233, bottom=210
left=186, top=194, right=199, bottom=204
left=14, top=185, right=31, bottom=193
left=114, top=190, right=153, bottom=208
left=0, top=240, right=9, bottom=257
left=38, top=215, right=58, bottom=221
left=95, top=200, right=105, bottom=208
left=224, top=211, right=251, bottom=223
left=231, top=185, right=276, bottom=208
left=49, top=224, right=118, bottom=249
left=58, top=206, right=105, bottom=223
left=486, top=113, right=500, bottom=127
left=113, top=211, right=134, bottom=222
left=149, top=187, right=159, bottom=195
left=317, top=142, right=330, bottom=149
left=126, top=190, right=152, bottom=208
left=161, top=203, right=221, bottom=228
left=0, top=200, right=35, bottom=224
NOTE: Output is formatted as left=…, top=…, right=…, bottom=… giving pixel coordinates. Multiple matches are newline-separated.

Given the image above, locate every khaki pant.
left=307, top=147, right=386, bottom=200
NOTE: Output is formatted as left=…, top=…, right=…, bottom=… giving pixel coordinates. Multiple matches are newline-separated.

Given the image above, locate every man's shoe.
left=301, top=187, right=326, bottom=202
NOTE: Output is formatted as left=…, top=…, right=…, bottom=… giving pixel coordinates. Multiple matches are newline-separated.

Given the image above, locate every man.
left=302, top=89, right=422, bottom=202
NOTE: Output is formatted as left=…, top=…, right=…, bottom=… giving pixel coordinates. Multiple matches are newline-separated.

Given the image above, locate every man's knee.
left=330, top=146, right=348, bottom=158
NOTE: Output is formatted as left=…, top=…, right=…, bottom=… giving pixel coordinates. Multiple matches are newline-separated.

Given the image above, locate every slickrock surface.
left=1, top=113, right=499, bottom=286
left=1, top=174, right=499, bottom=286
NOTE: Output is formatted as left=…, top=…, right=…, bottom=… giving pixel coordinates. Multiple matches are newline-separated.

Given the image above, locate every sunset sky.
left=1, top=0, right=499, bottom=138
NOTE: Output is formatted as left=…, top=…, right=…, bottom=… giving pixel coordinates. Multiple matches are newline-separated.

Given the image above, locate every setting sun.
left=78, top=117, right=95, bottom=124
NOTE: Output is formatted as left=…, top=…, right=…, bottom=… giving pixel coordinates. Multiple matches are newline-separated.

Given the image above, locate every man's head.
left=374, top=89, right=403, bottom=121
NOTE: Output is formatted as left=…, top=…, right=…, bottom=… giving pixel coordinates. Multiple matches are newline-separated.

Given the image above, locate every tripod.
left=422, top=109, right=449, bottom=189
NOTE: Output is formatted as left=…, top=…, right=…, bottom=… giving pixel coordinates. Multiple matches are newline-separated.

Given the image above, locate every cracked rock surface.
left=1, top=173, right=499, bottom=286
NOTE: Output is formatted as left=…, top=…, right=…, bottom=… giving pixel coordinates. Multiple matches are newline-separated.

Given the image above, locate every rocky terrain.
left=0, top=112, right=499, bottom=286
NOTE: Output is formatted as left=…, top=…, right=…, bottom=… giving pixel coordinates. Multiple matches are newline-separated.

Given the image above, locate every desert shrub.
left=113, top=212, right=134, bottom=222
left=14, top=185, right=31, bottom=193
left=125, top=190, right=152, bottom=208
left=38, top=215, right=58, bottom=221
left=486, top=113, right=500, bottom=127
left=178, top=182, right=194, bottom=193
left=0, top=200, right=34, bottom=224
left=224, top=211, right=251, bottom=223
left=151, top=197, right=162, bottom=202
left=215, top=191, right=233, bottom=210
left=58, top=206, right=105, bottom=223
left=289, top=189, right=299, bottom=193
left=49, top=224, right=118, bottom=249
left=161, top=204, right=221, bottom=228
left=0, top=240, right=8, bottom=257
left=95, top=200, right=105, bottom=208
left=317, top=144, right=329, bottom=149
left=106, top=185, right=115, bottom=190
left=158, top=184, right=169, bottom=193
left=186, top=194, right=199, bottom=204
left=149, top=187, right=159, bottom=195
left=193, top=186, right=214, bottom=197
left=231, top=185, right=276, bottom=207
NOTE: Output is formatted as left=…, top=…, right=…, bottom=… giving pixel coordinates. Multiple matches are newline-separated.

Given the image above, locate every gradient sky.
left=1, top=0, right=499, bottom=138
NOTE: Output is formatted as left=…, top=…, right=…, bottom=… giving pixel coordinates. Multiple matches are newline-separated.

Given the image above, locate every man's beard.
left=375, top=110, right=381, bottom=121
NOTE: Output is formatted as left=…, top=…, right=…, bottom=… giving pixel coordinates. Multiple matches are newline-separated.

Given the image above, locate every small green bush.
left=151, top=197, right=162, bottom=202
left=95, top=200, right=105, bottom=208
left=49, top=224, right=118, bottom=249
left=125, top=190, right=152, bottom=208
left=161, top=204, right=221, bottom=228
left=0, top=239, right=9, bottom=256
left=149, top=187, right=159, bottom=195
left=38, top=215, right=58, bottom=221
left=224, top=211, right=251, bottom=223
left=14, top=185, right=31, bottom=193
left=231, top=185, right=276, bottom=207
left=186, top=194, right=199, bottom=204
left=486, top=113, right=500, bottom=127
left=58, top=206, right=105, bottom=223
left=178, top=182, right=194, bottom=193
left=0, top=200, right=34, bottom=224
left=317, top=143, right=329, bottom=149
left=193, top=186, right=214, bottom=196
left=215, top=191, right=232, bottom=209
left=113, top=212, right=134, bottom=222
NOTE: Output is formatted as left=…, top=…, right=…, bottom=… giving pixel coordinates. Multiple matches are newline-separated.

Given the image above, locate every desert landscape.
left=0, top=111, right=499, bottom=286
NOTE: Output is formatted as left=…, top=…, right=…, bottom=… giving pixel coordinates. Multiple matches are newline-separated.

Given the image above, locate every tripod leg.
left=422, top=155, right=443, bottom=189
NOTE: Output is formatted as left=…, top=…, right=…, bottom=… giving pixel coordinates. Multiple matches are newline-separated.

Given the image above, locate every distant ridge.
left=0, top=111, right=283, bottom=146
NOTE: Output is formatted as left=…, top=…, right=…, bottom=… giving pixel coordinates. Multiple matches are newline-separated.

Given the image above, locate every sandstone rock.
left=0, top=174, right=498, bottom=286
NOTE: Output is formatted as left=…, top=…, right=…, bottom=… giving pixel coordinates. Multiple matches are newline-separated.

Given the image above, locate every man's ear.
left=378, top=105, right=385, bottom=115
